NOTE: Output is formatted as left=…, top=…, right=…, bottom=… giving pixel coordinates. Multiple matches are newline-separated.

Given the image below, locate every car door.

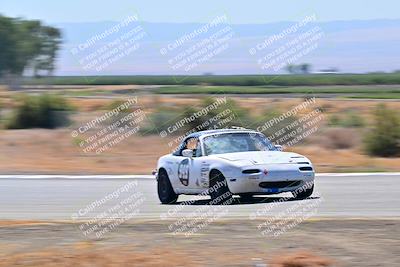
left=173, top=137, right=203, bottom=193
left=189, top=140, right=208, bottom=191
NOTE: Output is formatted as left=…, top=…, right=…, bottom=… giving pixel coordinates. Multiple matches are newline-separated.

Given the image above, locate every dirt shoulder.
left=0, top=219, right=398, bottom=266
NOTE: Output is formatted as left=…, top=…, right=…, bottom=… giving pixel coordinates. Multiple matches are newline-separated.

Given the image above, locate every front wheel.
left=209, top=170, right=233, bottom=204
left=292, top=184, right=314, bottom=200
left=157, top=170, right=178, bottom=204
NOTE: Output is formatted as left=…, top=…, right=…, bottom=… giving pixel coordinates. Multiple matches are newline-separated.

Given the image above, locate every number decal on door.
left=178, top=158, right=189, bottom=186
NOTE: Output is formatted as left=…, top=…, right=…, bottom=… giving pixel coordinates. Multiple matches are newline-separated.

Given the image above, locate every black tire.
left=292, top=184, right=314, bottom=200
left=239, top=193, right=254, bottom=202
left=209, top=170, right=233, bottom=204
left=157, top=170, right=178, bottom=204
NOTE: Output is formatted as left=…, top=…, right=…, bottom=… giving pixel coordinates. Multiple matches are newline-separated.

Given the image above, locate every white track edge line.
left=0, top=172, right=399, bottom=179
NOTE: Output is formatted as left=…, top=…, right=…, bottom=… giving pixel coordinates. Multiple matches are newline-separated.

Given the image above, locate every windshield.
left=203, top=132, right=276, bottom=155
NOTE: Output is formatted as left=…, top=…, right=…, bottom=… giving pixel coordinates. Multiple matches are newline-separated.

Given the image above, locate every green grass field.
left=154, top=85, right=400, bottom=98
left=17, top=73, right=400, bottom=99
left=22, top=73, right=400, bottom=86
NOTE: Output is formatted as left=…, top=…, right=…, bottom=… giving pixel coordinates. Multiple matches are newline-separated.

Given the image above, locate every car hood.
left=211, top=151, right=309, bottom=165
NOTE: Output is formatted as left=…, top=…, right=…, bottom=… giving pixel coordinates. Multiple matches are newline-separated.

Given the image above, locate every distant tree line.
left=286, top=63, right=311, bottom=74
left=0, top=15, right=62, bottom=87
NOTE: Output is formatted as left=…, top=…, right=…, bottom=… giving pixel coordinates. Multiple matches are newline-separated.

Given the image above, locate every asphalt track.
left=0, top=173, right=399, bottom=220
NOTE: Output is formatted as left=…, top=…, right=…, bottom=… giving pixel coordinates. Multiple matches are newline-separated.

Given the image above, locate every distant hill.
left=53, top=19, right=400, bottom=75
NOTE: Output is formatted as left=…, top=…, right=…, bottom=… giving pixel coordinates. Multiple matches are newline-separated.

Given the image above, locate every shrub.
left=104, top=99, right=131, bottom=111
left=100, top=99, right=133, bottom=127
left=328, top=114, right=340, bottom=126
left=7, top=94, right=73, bottom=129
left=255, top=108, right=299, bottom=145
left=343, top=112, right=364, bottom=127
left=139, top=106, right=182, bottom=135
left=199, top=97, right=252, bottom=129
left=140, top=97, right=251, bottom=135
left=323, top=128, right=359, bottom=149
left=328, top=112, right=364, bottom=128
left=0, top=99, right=2, bottom=124
left=364, top=104, right=400, bottom=157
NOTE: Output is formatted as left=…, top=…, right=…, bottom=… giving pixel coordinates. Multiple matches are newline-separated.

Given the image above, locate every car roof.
left=172, top=128, right=261, bottom=156
left=186, top=128, right=258, bottom=139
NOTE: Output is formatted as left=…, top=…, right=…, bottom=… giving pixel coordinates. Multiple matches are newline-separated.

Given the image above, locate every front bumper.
left=225, top=163, right=315, bottom=194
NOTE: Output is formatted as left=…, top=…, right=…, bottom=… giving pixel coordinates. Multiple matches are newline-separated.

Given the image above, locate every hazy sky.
left=2, top=1, right=399, bottom=74
left=1, top=0, right=399, bottom=23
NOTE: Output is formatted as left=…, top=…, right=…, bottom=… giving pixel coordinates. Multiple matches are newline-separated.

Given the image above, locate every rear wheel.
left=157, top=170, right=178, bottom=204
left=209, top=170, right=233, bottom=204
left=292, top=184, right=314, bottom=200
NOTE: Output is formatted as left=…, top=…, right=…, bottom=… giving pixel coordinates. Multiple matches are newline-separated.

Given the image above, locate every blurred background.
left=0, top=0, right=399, bottom=175
left=0, top=1, right=400, bottom=266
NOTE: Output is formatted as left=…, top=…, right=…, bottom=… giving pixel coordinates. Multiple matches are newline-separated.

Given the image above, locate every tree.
left=32, top=26, right=62, bottom=77
left=0, top=16, right=18, bottom=76
left=286, top=64, right=295, bottom=74
left=285, top=63, right=312, bottom=74
left=300, top=63, right=311, bottom=74
left=0, top=15, right=62, bottom=87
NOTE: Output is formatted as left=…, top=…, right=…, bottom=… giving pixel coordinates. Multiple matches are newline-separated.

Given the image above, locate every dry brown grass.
left=1, top=94, right=400, bottom=173
left=0, top=220, right=50, bottom=227
left=0, top=247, right=199, bottom=267
left=60, top=95, right=400, bottom=117
left=270, top=251, right=333, bottom=267
left=0, top=246, right=334, bottom=267
left=317, top=128, right=360, bottom=150
left=0, top=129, right=172, bottom=174
left=0, top=128, right=399, bottom=174
left=291, top=145, right=400, bottom=172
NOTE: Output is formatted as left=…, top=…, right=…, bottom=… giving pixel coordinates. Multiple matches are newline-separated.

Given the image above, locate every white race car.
left=156, top=128, right=315, bottom=204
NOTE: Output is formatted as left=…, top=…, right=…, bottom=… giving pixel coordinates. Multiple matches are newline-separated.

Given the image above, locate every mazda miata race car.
left=156, top=128, right=315, bottom=204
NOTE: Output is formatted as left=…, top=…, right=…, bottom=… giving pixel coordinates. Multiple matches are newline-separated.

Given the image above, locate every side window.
left=176, top=137, right=201, bottom=157
left=172, top=137, right=203, bottom=157
left=186, top=138, right=201, bottom=157
left=195, top=141, right=202, bottom=157
left=186, top=138, right=198, bottom=151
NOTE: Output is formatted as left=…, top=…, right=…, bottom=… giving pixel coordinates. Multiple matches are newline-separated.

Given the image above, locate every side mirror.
left=182, top=149, right=194, bottom=158
left=274, top=145, right=283, bottom=151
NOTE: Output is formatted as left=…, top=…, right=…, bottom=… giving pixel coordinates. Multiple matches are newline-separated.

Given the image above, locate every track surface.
left=0, top=174, right=399, bottom=219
